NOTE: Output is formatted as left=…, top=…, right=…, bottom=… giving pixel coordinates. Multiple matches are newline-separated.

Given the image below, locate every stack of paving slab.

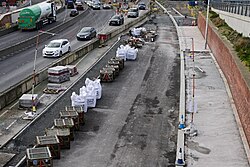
left=19, top=94, right=39, bottom=108
left=48, top=66, right=70, bottom=83
left=66, top=65, right=78, bottom=77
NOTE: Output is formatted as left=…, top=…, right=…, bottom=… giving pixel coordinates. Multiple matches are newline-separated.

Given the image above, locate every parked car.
left=70, top=9, right=79, bottom=17
left=76, top=27, right=97, bottom=40
left=103, top=3, right=112, bottom=9
left=138, top=2, right=146, bottom=10
left=127, top=7, right=139, bottom=18
left=43, top=39, right=71, bottom=57
left=109, top=14, right=124, bottom=26
left=92, top=3, right=101, bottom=10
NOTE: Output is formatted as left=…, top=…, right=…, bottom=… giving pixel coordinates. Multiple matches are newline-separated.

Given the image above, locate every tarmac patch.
left=187, top=140, right=211, bottom=154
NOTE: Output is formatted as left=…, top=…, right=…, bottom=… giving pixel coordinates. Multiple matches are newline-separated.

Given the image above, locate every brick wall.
left=197, top=13, right=250, bottom=147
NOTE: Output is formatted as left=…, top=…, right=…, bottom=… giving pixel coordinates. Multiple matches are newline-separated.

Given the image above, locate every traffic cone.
left=176, top=148, right=185, bottom=166
left=178, top=114, right=185, bottom=129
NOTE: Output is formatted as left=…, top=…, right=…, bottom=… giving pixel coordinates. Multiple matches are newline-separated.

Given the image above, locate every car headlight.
left=55, top=50, right=59, bottom=53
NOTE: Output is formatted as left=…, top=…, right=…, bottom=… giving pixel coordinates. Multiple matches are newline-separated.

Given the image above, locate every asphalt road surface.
left=3, top=13, right=180, bottom=166
left=0, top=9, right=114, bottom=93
left=54, top=14, right=180, bottom=167
left=0, top=1, right=181, bottom=164
left=0, top=6, right=77, bottom=50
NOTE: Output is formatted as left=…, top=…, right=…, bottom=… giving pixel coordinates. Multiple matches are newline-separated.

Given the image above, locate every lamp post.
left=31, top=30, right=55, bottom=112
left=204, top=0, right=210, bottom=49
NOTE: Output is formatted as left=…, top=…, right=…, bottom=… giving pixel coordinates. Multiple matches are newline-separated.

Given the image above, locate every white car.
left=43, top=39, right=71, bottom=58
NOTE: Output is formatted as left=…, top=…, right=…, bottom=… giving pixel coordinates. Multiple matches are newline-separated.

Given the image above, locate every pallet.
left=43, top=88, right=60, bottom=94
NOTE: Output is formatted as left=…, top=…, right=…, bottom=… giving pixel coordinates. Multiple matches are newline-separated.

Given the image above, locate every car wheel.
left=59, top=51, right=62, bottom=57
left=68, top=46, right=71, bottom=52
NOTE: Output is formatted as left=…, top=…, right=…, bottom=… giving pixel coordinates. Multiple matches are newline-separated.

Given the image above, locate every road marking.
left=0, top=110, right=9, bottom=117
left=6, top=120, right=17, bottom=130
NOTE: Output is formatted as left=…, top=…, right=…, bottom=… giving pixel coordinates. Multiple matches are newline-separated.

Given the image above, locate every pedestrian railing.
left=212, top=2, right=250, bottom=17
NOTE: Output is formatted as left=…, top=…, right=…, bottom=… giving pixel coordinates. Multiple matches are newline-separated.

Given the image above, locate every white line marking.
left=0, top=110, right=9, bottom=117
left=6, top=120, right=17, bottom=130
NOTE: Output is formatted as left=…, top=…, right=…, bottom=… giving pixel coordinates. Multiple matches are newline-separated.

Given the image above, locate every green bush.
left=209, top=11, right=250, bottom=70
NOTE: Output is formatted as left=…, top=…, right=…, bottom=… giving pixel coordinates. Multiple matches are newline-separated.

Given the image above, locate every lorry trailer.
left=18, top=2, right=56, bottom=30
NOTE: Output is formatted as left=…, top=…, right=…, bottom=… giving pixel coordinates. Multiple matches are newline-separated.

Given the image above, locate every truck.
left=18, top=2, right=56, bottom=30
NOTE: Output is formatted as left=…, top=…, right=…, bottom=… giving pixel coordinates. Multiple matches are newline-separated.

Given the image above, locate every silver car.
left=43, top=39, right=71, bottom=57
left=127, top=8, right=139, bottom=18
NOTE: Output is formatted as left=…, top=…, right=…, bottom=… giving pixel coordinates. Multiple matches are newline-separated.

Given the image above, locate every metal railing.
left=212, top=2, right=250, bottom=17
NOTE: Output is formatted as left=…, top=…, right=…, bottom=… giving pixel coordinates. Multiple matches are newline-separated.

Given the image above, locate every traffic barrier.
left=176, top=148, right=185, bottom=166
left=178, top=114, right=185, bottom=129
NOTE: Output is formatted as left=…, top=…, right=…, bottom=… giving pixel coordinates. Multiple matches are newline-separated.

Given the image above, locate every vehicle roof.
left=50, top=39, right=68, bottom=43
left=111, top=15, right=121, bottom=19
left=129, top=7, right=138, bottom=9
left=81, top=27, right=93, bottom=30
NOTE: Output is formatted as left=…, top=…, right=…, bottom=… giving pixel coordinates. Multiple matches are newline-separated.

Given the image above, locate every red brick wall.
left=197, top=13, right=250, bottom=147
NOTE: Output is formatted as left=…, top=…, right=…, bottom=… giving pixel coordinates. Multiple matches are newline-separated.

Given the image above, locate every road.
left=0, top=7, right=83, bottom=51
left=54, top=14, right=180, bottom=167
left=2, top=12, right=181, bottom=166
left=0, top=9, right=114, bottom=93
left=0, top=9, right=150, bottom=93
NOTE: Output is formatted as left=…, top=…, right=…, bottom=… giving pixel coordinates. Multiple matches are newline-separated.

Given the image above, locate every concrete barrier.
left=0, top=10, right=150, bottom=110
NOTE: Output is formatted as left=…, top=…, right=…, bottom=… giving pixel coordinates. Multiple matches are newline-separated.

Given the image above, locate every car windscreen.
left=47, top=42, right=61, bottom=48
left=112, top=16, right=120, bottom=19
left=129, top=9, right=137, bottom=12
left=80, top=28, right=91, bottom=33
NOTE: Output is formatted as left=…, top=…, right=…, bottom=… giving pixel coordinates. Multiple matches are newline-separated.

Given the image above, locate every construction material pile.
left=66, top=65, right=78, bottom=77
left=48, top=66, right=70, bottom=83
left=100, top=57, right=124, bottom=82
left=116, top=44, right=138, bottom=60
left=71, top=78, right=102, bottom=112
left=19, top=94, right=39, bottom=108
left=130, top=27, right=147, bottom=37
left=129, top=26, right=157, bottom=43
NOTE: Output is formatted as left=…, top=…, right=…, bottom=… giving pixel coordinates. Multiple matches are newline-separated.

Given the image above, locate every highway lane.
left=0, top=8, right=86, bottom=51
left=0, top=9, right=148, bottom=93
left=0, top=9, right=114, bottom=92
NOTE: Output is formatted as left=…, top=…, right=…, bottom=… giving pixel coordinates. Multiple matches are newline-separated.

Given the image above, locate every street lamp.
left=31, top=30, right=55, bottom=112
left=204, top=0, right=210, bottom=49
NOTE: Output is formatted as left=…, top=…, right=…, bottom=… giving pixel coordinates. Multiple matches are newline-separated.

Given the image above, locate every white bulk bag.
left=71, top=92, right=88, bottom=112
left=85, top=78, right=94, bottom=86
left=85, top=84, right=96, bottom=108
left=93, top=79, right=102, bottom=99
left=126, top=47, right=138, bottom=60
